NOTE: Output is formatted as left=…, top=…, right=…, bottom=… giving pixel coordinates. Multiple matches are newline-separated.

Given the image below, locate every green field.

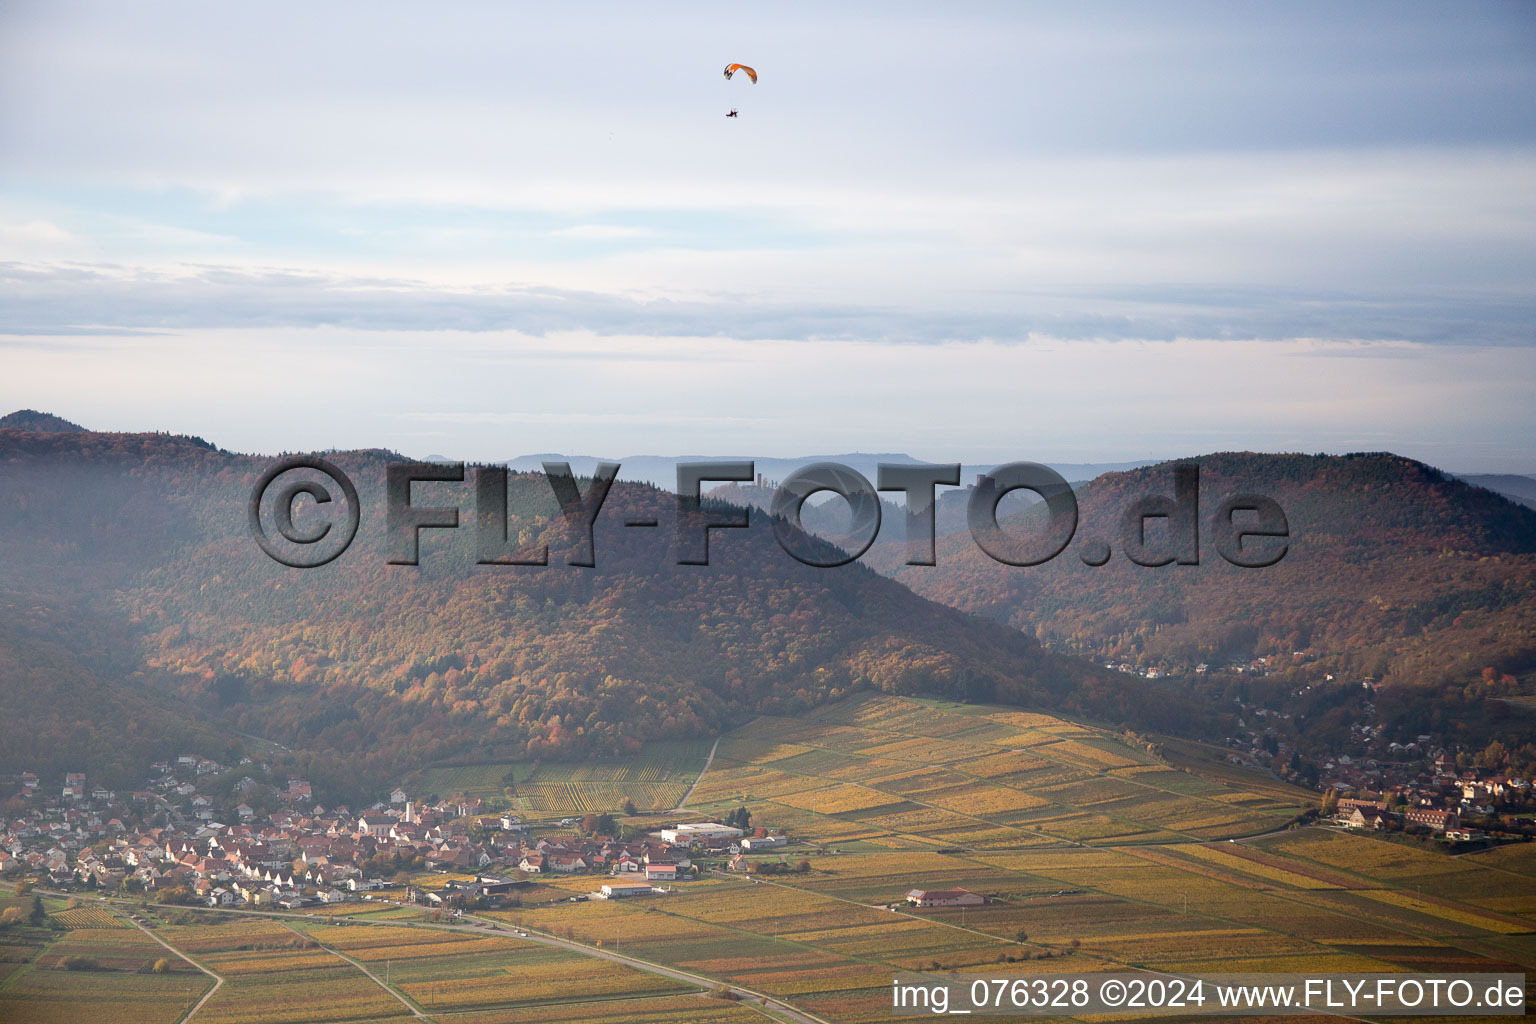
left=411, top=739, right=713, bottom=815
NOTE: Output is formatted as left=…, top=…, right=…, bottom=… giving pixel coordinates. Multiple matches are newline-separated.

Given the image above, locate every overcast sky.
left=2, top=2, right=1534, bottom=469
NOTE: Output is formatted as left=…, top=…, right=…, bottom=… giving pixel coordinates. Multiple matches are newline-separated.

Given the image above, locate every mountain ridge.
left=0, top=426, right=1183, bottom=800
left=894, top=450, right=1536, bottom=757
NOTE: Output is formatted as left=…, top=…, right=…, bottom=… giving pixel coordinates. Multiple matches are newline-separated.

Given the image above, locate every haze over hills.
left=496, top=453, right=1155, bottom=492
left=1458, top=473, right=1536, bottom=511
left=3, top=412, right=1534, bottom=798
left=0, top=416, right=1185, bottom=801
left=895, top=452, right=1536, bottom=757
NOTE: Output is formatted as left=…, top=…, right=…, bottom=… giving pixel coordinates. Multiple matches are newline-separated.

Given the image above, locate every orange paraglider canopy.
left=723, top=64, right=758, bottom=84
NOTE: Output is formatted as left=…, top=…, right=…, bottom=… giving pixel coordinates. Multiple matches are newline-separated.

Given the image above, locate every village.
left=4, top=729, right=1531, bottom=917
left=2, top=692, right=1533, bottom=1024
left=0, top=757, right=815, bottom=912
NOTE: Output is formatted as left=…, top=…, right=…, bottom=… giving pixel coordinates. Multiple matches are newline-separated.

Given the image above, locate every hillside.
left=895, top=452, right=1536, bottom=756
left=0, top=426, right=1197, bottom=799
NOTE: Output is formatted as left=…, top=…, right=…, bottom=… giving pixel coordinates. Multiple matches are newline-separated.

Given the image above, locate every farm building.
left=906, top=887, right=985, bottom=908
left=599, top=882, right=654, bottom=898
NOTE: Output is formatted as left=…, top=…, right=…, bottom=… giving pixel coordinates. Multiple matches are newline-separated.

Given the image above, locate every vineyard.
left=685, top=695, right=1305, bottom=847
left=49, top=906, right=127, bottom=929
left=9, top=695, right=1536, bottom=1023
left=0, top=918, right=207, bottom=1024
left=412, top=738, right=712, bottom=815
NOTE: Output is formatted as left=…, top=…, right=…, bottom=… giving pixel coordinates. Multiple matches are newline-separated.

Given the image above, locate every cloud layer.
left=2, top=2, right=1534, bottom=465
left=4, top=261, right=1534, bottom=346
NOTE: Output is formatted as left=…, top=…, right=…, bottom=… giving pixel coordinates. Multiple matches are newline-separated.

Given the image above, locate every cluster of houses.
left=1219, top=683, right=1535, bottom=820
left=1332, top=763, right=1534, bottom=841
left=1336, top=797, right=1460, bottom=835
left=1329, top=751, right=1533, bottom=832
left=2, top=766, right=784, bottom=910
left=9, top=789, right=502, bottom=907
left=1100, top=652, right=1305, bottom=682
left=512, top=831, right=707, bottom=883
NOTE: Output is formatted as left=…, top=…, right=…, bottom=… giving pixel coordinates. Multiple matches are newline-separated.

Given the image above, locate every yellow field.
left=1171, top=845, right=1341, bottom=889
left=1353, top=889, right=1531, bottom=934
left=399, top=958, right=689, bottom=1011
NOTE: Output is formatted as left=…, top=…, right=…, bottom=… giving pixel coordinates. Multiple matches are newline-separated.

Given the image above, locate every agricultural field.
left=49, top=905, right=128, bottom=929
left=0, top=971, right=214, bottom=1024
left=0, top=906, right=209, bottom=1024
left=653, top=696, right=1536, bottom=1017
left=411, top=738, right=712, bottom=815
left=685, top=695, right=1307, bottom=847
left=104, top=912, right=704, bottom=1024
left=10, top=696, right=1535, bottom=1023
left=440, top=992, right=765, bottom=1024
left=551, top=697, right=1536, bottom=973
left=485, top=877, right=1073, bottom=1024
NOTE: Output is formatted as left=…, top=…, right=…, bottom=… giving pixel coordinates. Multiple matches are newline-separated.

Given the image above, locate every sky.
left=2, top=2, right=1534, bottom=470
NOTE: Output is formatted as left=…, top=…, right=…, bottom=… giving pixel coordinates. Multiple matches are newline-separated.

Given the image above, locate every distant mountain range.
left=458, top=450, right=1536, bottom=515
left=490, top=453, right=1155, bottom=491
left=1458, top=473, right=1536, bottom=511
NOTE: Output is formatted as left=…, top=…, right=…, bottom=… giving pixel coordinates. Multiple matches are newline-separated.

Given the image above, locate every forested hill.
left=0, top=425, right=1196, bottom=798
left=0, top=409, right=86, bottom=433
left=896, top=452, right=1536, bottom=748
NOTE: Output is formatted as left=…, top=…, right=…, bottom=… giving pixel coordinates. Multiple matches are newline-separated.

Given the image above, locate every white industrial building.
left=657, top=822, right=744, bottom=843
